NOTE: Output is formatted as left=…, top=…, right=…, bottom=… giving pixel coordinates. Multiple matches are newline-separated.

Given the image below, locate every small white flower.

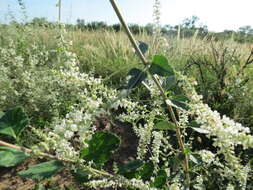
left=64, top=130, right=74, bottom=139
left=199, top=150, right=215, bottom=164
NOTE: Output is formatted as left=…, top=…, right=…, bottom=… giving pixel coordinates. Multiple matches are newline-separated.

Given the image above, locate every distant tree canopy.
left=74, top=16, right=209, bottom=37
left=182, top=15, right=200, bottom=29
left=29, top=17, right=49, bottom=26
left=2, top=16, right=253, bottom=43
left=238, top=25, right=253, bottom=35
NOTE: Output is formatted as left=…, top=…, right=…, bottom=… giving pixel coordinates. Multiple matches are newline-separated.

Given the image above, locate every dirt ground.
left=0, top=118, right=138, bottom=190
left=0, top=159, right=76, bottom=190
left=0, top=159, right=38, bottom=190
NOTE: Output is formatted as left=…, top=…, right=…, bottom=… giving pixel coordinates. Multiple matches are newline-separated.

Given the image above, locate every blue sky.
left=0, top=0, right=252, bottom=32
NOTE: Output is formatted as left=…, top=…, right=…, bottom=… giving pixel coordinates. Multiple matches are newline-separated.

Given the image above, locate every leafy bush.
left=183, top=40, right=253, bottom=127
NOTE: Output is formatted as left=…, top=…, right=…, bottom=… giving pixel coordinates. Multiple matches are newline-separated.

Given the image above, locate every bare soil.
left=0, top=159, right=37, bottom=190
left=0, top=118, right=138, bottom=190
left=0, top=159, right=76, bottom=190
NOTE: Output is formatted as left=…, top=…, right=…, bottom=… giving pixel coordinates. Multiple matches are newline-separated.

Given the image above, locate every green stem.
left=109, top=0, right=190, bottom=187
left=0, top=140, right=113, bottom=178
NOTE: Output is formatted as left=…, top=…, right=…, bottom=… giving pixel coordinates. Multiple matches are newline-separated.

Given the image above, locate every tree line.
left=2, top=16, right=253, bottom=43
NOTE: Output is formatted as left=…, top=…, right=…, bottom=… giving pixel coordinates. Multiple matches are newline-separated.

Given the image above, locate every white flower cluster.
left=87, top=177, right=158, bottom=190
left=111, top=97, right=139, bottom=112
left=150, top=131, right=163, bottom=171
left=178, top=73, right=253, bottom=182
left=43, top=71, right=119, bottom=160
left=53, top=138, right=79, bottom=160
left=226, top=184, right=235, bottom=190
left=2, top=32, right=121, bottom=161
left=127, top=178, right=158, bottom=190
left=135, top=121, right=154, bottom=159
left=170, top=183, right=182, bottom=190
left=86, top=178, right=118, bottom=189
left=198, top=150, right=215, bottom=165
left=193, top=175, right=205, bottom=190
left=49, top=109, right=95, bottom=160
left=178, top=109, right=189, bottom=129
left=153, top=0, right=161, bottom=36
left=146, top=77, right=163, bottom=100
left=115, top=91, right=168, bottom=161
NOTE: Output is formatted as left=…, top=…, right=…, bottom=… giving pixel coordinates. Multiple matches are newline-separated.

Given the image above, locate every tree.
left=181, top=15, right=199, bottom=29
left=238, top=25, right=253, bottom=35
left=144, top=23, right=154, bottom=35
left=77, top=19, right=85, bottom=30
left=29, top=17, right=49, bottom=27
left=112, top=24, right=121, bottom=32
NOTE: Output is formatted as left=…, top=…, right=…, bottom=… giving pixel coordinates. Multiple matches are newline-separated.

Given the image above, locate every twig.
left=242, top=51, right=253, bottom=71
left=0, top=140, right=113, bottom=178
left=0, top=140, right=57, bottom=160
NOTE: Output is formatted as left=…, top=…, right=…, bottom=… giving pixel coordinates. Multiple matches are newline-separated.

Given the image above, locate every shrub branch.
left=109, top=0, right=190, bottom=187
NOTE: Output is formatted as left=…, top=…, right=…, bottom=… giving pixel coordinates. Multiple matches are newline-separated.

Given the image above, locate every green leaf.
left=151, top=170, right=167, bottom=188
left=0, top=107, right=29, bottom=139
left=118, top=160, right=143, bottom=179
left=127, top=68, right=147, bottom=89
left=192, top=127, right=210, bottom=134
left=0, top=122, right=16, bottom=138
left=0, top=146, right=29, bottom=167
left=154, top=121, right=176, bottom=131
left=18, top=161, right=64, bottom=180
left=190, top=154, right=203, bottom=169
left=72, top=169, right=90, bottom=184
left=194, top=184, right=206, bottom=189
left=149, top=55, right=174, bottom=77
left=137, top=40, right=149, bottom=55
left=249, top=158, right=253, bottom=168
left=162, top=75, right=177, bottom=90
left=138, top=162, right=154, bottom=180
left=0, top=111, right=4, bottom=118
left=171, top=95, right=189, bottom=110
left=80, top=132, right=120, bottom=166
left=189, top=154, right=198, bottom=164
left=118, top=161, right=155, bottom=180
left=189, top=121, right=201, bottom=128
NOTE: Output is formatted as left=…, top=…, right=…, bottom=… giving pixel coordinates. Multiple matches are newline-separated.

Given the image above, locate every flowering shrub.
left=26, top=54, right=252, bottom=189
left=0, top=2, right=252, bottom=190
left=1, top=33, right=252, bottom=189
left=0, top=26, right=107, bottom=128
